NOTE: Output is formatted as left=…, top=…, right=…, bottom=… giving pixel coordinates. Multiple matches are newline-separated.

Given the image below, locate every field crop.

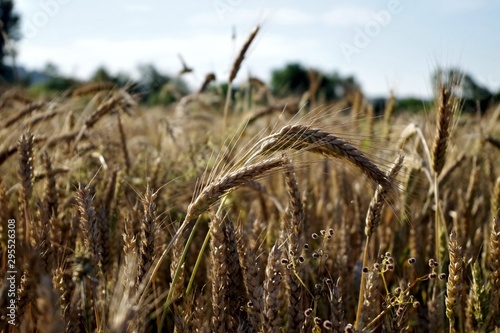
left=0, top=28, right=500, bottom=333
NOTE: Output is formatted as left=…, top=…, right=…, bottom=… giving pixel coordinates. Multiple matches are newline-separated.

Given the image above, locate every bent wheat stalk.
left=72, top=81, right=117, bottom=97
left=185, top=157, right=287, bottom=221
left=150, top=157, right=287, bottom=306
left=253, top=124, right=392, bottom=189
left=3, top=102, right=45, bottom=128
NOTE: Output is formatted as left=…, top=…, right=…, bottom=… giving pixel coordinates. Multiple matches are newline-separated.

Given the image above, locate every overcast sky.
left=13, top=0, right=500, bottom=98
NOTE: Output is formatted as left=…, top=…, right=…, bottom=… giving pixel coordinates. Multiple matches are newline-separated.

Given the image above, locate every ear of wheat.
left=254, top=124, right=392, bottom=189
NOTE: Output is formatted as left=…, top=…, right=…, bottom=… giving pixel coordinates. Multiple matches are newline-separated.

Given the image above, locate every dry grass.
left=0, top=57, right=499, bottom=333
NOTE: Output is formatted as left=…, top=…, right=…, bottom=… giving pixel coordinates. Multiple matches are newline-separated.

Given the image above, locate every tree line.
left=1, top=0, right=498, bottom=112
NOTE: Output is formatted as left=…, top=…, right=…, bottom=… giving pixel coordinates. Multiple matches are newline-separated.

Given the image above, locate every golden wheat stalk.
left=18, top=132, right=35, bottom=244
left=224, top=25, right=260, bottom=127
left=263, top=243, right=284, bottom=333
left=365, top=155, right=404, bottom=237
left=198, top=73, right=216, bottom=94
left=209, top=214, right=228, bottom=332
left=383, top=91, right=395, bottom=140
left=488, top=217, right=500, bottom=328
left=0, top=136, right=46, bottom=167
left=355, top=155, right=404, bottom=330
left=485, top=136, right=500, bottom=150
left=254, top=124, right=392, bottom=189
left=229, top=26, right=260, bottom=83
left=3, top=102, right=46, bottom=128
left=150, top=156, right=287, bottom=302
left=245, top=102, right=299, bottom=126
left=186, top=157, right=287, bottom=221
left=432, top=84, right=458, bottom=176
left=237, top=228, right=263, bottom=332
left=446, top=231, right=465, bottom=333
left=72, top=82, right=117, bottom=97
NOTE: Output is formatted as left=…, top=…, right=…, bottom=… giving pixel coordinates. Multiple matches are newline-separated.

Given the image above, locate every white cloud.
left=13, top=1, right=500, bottom=98
left=17, top=34, right=240, bottom=83
left=270, top=8, right=314, bottom=26
left=123, top=4, right=151, bottom=13
left=187, top=7, right=314, bottom=28
left=187, top=8, right=264, bottom=27
left=442, top=0, right=488, bottom=11
left=251, top=33, right=323, bottom=60
left=322, top=7, right=375, bottom=27
left=17, top=31, right=330, bottom=89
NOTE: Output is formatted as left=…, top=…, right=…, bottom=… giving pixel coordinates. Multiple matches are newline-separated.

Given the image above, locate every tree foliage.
left=135, top=64, right=189, bottom=105
left=41, top=62, right=77, bottom=91
left=270, top=62, right=359, bottom=101
left=0, top=0, right=20, bottom=82
left=433, top=68, right=496, bottom=113
left=271, top=63, right=309, bottom=97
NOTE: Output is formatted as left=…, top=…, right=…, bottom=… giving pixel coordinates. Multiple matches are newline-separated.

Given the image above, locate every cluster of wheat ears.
left=1, top=26, right=500, bottom=333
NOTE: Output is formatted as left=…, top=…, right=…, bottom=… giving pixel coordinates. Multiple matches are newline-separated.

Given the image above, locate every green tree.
left=271, top=62, right=359, bottom=100
left=432, top=68, right=493, bottom=113
left=42, top=62, right=76, bottom=91
left=319, top=72, right=359, bottom=100
left=137, top=64, right=170, bottom=93
left=271, top=63, right=309, bottom=97
left=91, top=66, right=137, bottom=88
left=0, top=0, right=21, bottom=82
left=91, top=66, right=114, bottom=83
left=136, top=64, right=189, bottom=105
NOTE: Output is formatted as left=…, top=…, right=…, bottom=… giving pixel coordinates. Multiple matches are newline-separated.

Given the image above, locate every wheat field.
left=1, top=28, right=500, bottom=333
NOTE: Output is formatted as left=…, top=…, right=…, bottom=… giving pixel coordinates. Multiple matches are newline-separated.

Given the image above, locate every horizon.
left=12, top=0, right=500, bottom=99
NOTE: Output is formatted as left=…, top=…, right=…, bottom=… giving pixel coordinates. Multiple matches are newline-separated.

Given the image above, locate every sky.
left=12, top=0, right=500, bottom=98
